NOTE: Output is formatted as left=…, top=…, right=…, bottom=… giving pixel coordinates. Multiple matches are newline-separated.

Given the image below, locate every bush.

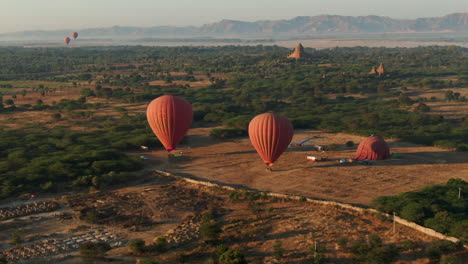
left=152, top=236, right=167, bottom=253
left=128, top=238, right=145, bottom=254
left=350, top=234, right=400, bottom=264
left=51, top=113, right=61, bottom=120
left=426, top=240, right=462, bottom=261
left=218, top=249, right=248, bottom=264
left=215, top=244, right=229, bottom=258
left=400, top=239, right=418, bottom=251
left=200, top=212, right=221, bottom=244
left=79, top=242, right=111, bottom=258
left=273, top=240, right=283, bottom=259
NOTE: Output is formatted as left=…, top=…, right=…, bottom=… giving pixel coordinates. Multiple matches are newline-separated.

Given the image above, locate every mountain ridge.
left=1, top=13, right=466, bottom=39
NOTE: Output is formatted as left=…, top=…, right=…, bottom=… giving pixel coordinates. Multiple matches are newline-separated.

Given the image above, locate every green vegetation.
left=151, top=236, right=168, bottom=253
left=372, top=179, right=467, bottom=243
left=425, top=240, right=463, bottom=262
left=273, top=240, right=283, bottom=259
left=10, top=230, right=22, bottom=245
left=350, top=234, right=400, bottom=264
left=218, top=249, right=248, bottom=264
left=79, top=242, right=111, bottom=258
left=200, top=210, right=222, bottom=244
left=128, top=239, right=146, bottom=254
left=1, top=45, right=468, bottom=201
left=0, top=114, right=159, bottom=199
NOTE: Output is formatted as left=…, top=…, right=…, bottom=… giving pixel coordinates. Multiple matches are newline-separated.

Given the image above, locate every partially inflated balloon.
left=146, top=95, right=193, bottom=152
left=248, top=113, right=294, bottom=166
left=64, top=37, right=71, bottom=45
left=72, top=32, right=78, bottom=39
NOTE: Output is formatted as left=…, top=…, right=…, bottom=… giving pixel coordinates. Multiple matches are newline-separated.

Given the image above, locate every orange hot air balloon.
left=72, top=32, right=78, bottom=39
left=64, top=37, right=71, bottom=45
left=147, top=95, right=193, bottom=152
left=248, top=113, right=294, bottom=167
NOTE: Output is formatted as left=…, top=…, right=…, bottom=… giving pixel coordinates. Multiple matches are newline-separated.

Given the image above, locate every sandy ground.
left=145, top=127, right=468, bottom=206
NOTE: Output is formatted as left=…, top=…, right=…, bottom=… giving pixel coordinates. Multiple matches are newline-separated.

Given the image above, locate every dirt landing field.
left=146, top=128, right=468, bottom=206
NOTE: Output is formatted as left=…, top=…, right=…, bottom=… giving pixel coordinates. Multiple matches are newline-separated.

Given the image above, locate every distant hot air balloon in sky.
left=72, top=32, right=78, bottom=39
left=248, top=113, right=294, bottom=167
left=64, top=37, right=71, bottom=45
left=147, top=95, right=193, bottom=152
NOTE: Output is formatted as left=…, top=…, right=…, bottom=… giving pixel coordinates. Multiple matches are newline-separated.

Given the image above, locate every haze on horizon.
left=1, top=0, right=467, bottom=34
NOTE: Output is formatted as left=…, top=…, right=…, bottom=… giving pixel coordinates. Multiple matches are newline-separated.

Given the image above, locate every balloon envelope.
left=146, top=95, right=193, bottom=152
left=64, top=37, right=71, bottom=45
left=248, top=113, right=294, bottom=166
left=72, top=32, right=78, bottom=39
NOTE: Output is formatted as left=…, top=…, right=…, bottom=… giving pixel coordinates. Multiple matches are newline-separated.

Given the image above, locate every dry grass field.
left=145, top=127, right=468, bottom=206
left=405, top=87, right=468, bottom=119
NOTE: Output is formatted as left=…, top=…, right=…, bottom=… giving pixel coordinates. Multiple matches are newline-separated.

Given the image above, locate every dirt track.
left=146, top=127, right=468, bottom=206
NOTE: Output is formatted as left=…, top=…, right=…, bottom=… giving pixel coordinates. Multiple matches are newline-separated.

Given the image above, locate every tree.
left=79, top=242, right=111, bottom=258
left=415, top=103, right=430, bottom=112
left=400, top=203, right=426, bottom=224
left=128, top=239, right=145, bottom=254
left=445, top=90, right=454, bottom=101
left=200, top=218, right=222, bottom=244
left=10, top=230, right=22, bottom=245
left=218, top=249, right=248, bottom=264
left=424, top=211, right=454, bottom=234
left=4, top=99, right=14, bottom=106
left=398, top=93, right=414, bottom=105
left=152, top=236, right=167, bottom=253
left=350, top=234, right=399, bottom=264
left=273, top=240, right=283, bottom=259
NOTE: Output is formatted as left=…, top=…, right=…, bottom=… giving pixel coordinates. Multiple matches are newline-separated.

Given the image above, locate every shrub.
left=273, top=240, right=283, bottom=259
left=200, top=218, right=221, bottom=244
left=426, top=240, right=462, bottom=261
left=218, top=249, right=248, bottom=264
left=228, top=191, right=241, bottom=201
left=152, top=236, right=167, bottom=253
left=128, top=239, right=145, bottom=254
left=215, top=244, right=229, bottom=258
left=350, top=234, right=399, bottom=264
left=79, top=242, right=111, bottom=258
left=338, top=237, right=349, bottom=247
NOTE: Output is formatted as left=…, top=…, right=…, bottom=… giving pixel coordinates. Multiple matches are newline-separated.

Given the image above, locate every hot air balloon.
left=72, top=32, right=78, bottom=39
left=64, top=37, right=71, bottom=45
left=355, top=136, right=390, bottom=160
left=146, top=95, right=193, bottom=152
left=248, top=113, right=294, bottom=167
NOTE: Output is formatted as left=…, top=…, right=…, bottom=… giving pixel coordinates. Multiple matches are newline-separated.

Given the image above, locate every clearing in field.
left=144, top=127, right=468, bottom=206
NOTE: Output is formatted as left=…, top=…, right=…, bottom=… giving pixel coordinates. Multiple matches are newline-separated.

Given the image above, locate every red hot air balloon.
left=64, top=37, right=71, bottom=45
left=146, top=95, right=193, bottom=152
left=72, top=32, right=78, bottom=39
left=248, top=113, right=294, bottom=167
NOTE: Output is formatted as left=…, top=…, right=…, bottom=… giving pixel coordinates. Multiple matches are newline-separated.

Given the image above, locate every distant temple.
left=287, top=43, right=306, bottom=59
left=369, top=63, right=386, bottom=77
left=377, top=63, right=385, bottom=77
left=369, top=66, right=377, bottom=75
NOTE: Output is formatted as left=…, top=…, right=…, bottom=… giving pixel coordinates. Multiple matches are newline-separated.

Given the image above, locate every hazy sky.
left=1, top=0, right=467, bottom=33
